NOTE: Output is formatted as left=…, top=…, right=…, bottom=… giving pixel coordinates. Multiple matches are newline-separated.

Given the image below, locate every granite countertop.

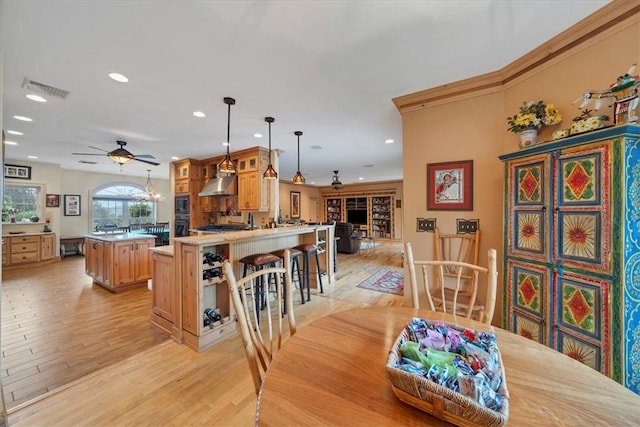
left=175, top=224, right=332, bottom=245
left=149, top=245, right=174, bottom=255
left=3, top=231, right=54, bottom=237
left=85, top=232, right=156, bottom=242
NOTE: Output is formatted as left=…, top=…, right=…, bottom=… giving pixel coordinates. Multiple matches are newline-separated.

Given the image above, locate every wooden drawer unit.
left=10, top=236, right=39, bottom=264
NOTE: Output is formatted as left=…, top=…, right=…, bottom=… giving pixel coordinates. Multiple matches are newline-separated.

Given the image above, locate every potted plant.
left=507, top=100, right=562, bottom=148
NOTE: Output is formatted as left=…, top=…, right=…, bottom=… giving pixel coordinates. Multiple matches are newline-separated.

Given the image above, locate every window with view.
left=92, top=183, right=156, bottom=230
left=3, top=183, right=43, bottom=222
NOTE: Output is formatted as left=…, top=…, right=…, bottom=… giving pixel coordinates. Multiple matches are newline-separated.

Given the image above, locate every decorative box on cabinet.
left=179, top=242, right=236, bottom=351
left=499, top=124, right=640, bottom=394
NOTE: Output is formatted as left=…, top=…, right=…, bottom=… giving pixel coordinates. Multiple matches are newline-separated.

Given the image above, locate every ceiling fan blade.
left=134, top=154, right=156, bottom=159
left=134, top=157, right=160, bottom=166
left=72, top=152, right=105, bottom=156
left=88, top=146, right=109, bottom=152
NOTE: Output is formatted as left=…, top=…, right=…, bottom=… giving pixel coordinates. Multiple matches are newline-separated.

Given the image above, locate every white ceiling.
left=2, top=1, right=609, bottom=185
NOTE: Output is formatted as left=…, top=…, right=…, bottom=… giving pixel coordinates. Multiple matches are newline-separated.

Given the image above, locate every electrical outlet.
left=456, top=219, right=479, bottom=234
left=417, top=218, right=436, bottom=232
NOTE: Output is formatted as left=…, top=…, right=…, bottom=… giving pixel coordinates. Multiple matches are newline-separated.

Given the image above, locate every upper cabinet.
left=236, top=147, right=270, bottom=212
left=499, top=124, right=640, bottom=394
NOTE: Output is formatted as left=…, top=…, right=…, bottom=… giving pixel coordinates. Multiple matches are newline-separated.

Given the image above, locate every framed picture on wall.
left=64, top=194, right=81, bottom=216
left=427, top=160, right=473, bottom=211
left=46, top=194, right=60, bottom=208
left=290, top=191, right=301, bottom=219
left=4, top=164, right=31, bottom=180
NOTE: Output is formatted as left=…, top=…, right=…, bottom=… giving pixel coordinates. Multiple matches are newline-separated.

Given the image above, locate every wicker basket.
left=386, top=323, right=509, bottom=427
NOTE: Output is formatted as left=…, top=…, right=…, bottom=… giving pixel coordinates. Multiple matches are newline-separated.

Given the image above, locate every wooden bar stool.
left=292, top=243, right=323, bottom=301
left=238, top=253, right=280, bottom=316
left=270, top=248, right=304, bottom=308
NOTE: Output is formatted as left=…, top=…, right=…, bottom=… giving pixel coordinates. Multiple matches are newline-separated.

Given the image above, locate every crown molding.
left=393, top=1, right=640, bottom=114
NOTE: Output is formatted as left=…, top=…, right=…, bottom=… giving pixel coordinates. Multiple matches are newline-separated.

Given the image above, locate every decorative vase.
left=519, top=128, right=538, bottom=148
left=31, top=215, right=40, bottom=223
left=10, top=216, right=16, bottom=223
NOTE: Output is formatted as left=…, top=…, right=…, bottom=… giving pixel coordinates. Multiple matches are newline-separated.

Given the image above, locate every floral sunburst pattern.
left=561, top=213, right=597, bottom=261
left=516, top=212, right=543, bottom=252
left=515, top=314, right=541, bottom=343
left=560, top=334, right=598, bottom=371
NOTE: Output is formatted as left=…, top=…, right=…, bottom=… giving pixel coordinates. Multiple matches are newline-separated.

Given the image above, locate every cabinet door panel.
left=507, top=156, right=550, bottom=263
left=506, top=260, right=550, bottom=345
left=553, top=272, right=610, bottom=377
left=554, top=142, right=611, bottom=274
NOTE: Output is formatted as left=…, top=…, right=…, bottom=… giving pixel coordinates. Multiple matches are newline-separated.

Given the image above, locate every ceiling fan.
left=331, top=170, right=343, bottom=190
left=72, top=140, right=160, bottom=166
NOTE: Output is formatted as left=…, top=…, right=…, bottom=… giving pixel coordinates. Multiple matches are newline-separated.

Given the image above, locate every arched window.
left=91, top=183, right=156, bottom=230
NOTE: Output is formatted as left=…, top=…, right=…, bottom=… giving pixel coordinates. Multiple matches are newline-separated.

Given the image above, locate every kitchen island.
left=149, top=224, right=335, bottom=351
left=84, top=233, right=155, bottom=293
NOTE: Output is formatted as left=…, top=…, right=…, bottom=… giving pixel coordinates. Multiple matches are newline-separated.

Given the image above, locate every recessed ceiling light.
left=193, top=111, right=205, bottom=118
left=253, top=133, right=263, bottom=138
left=171, top=156, right=180, bottom=160
left=108, top=72, right=129, bottom=83
left=28, top=155, right=38, bottom=159
left=6, top=130, right=23, bottom=135
left=222, top=142, right=229, bottom=146
left=4, top=141, right=18, bottom=145
left=26, top=94, right=47, bottom=102
left=14, top=116, right=32, bottom=122
left=358, top=177, right=364, bottom=180
left=385, top=139, right=394, bottom=144
left=311, top=145, right=322, bottom=150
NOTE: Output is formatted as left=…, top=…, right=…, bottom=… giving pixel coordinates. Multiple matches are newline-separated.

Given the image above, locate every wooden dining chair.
left=223, top=250, right=296, bottom=395
left=146, top=225, right=164, bottom=246
left=405, top=242, right=498, bottom=324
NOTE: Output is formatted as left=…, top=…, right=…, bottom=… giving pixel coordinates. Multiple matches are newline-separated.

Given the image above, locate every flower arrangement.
left=507, top=100, right=562, bottom=133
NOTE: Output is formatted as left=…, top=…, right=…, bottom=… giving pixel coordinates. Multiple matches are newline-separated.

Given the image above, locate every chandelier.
left=133, top=170, right=165, bottom=202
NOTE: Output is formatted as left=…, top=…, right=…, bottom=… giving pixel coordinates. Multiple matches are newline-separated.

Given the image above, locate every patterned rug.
left=357, top=267, right=404, bottom=295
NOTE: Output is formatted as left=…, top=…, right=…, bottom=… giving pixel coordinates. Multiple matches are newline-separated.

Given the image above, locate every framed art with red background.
left=427, top=160, right=473, bottom=211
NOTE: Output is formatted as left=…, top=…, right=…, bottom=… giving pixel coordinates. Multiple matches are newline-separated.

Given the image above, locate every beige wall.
left=278, top=181, right=320, bottom=223
left=401, top=14, right=640, bottom=325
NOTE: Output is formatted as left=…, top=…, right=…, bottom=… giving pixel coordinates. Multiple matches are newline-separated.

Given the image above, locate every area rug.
left=357, top=267, right=404, bottom=295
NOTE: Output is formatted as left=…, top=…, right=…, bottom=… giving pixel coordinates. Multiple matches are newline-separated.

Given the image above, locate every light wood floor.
left=4, top=239, right=405, bottom=426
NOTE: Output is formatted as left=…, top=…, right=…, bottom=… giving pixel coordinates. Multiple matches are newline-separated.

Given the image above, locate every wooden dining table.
left=257, top=306, right=640, bottom=426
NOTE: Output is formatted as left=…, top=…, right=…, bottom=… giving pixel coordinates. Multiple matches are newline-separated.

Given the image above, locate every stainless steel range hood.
left=198, top=175, right=237, bottom=196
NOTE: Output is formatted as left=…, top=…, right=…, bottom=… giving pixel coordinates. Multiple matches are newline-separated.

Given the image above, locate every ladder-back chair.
left=405, top=242, right=498, bottom=324
left=223, top=250, right=296, bottom=395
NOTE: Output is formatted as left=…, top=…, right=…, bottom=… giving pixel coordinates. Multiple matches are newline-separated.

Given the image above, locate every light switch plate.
left=417, top=218, right=436, bottom=232
left=456, top=219, right=479, bottom=234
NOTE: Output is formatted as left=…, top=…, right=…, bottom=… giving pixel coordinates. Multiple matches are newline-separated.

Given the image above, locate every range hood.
left=198, top=175, right=237, bottom=196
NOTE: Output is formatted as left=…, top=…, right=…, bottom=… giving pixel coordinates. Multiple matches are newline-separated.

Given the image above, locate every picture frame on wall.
left=427, top=160, right=473, bottom=211
left=290, top=191, right=301, bottom=219
left=46, top=194, right=61, bottom=208
left=64, top=194, right=81, bottom=216
left=4, top=164, right=31, bottom=180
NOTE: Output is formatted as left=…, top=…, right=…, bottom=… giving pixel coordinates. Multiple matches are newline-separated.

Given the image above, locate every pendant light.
left=133, top=170, right=165, bottom=202
left=263, top=116, right=278, bottom=179
left=292, top=131, right=305, bottom=184
left=218, top=97, right=237, bottom=174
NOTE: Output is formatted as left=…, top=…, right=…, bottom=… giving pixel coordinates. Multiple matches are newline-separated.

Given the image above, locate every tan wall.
left=278, top=182, right=320, bottom=223
left=401, top=14, right=640, bottom=325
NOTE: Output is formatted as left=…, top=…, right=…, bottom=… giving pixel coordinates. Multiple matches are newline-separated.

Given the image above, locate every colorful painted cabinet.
left=499, top=124, right=640, bottom=394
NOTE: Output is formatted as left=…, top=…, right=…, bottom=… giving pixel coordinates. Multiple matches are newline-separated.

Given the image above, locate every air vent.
left=22, top=77, right=70, bottom=99
left=78, top=160, right=98, bottom=165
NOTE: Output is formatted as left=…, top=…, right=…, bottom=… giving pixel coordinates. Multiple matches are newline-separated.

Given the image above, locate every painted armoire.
left=499, top=124, right=640, bottom=394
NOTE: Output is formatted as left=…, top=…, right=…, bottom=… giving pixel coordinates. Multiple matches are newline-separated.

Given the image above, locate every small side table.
left=60, top=236, right=85, bottom=259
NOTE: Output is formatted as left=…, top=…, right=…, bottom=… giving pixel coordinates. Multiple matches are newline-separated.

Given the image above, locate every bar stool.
left=238, top=253, right=280, bottom=316
left=269, top=248, right=304, bottom=309
left=292, top=243, right=323, bottom=301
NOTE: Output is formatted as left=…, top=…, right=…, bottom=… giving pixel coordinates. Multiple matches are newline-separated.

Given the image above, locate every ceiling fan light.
left=109, top=153, right=133, bottom=165
left=292, top=171, right=305, bottom=184
left=264, top=164, right=278, bottom=179
left=218, top=155, right=236, bottom=174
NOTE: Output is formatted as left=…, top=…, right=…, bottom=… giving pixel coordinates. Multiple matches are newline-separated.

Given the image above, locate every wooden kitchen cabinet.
left=40, top=233, right=56, bottom=260
left=85, top=236, right=154, bottom=292
left=236, top=147, right=270, bottom=212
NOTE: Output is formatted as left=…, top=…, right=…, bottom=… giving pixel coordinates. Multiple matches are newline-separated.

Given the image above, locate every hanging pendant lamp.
left=217, top=97, right=237, bottom=174
left=292, top=131, right=305, bottom=184
left=263, top=116, right=278, bottom=179
left=133, top=170, right=165, bottom=202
